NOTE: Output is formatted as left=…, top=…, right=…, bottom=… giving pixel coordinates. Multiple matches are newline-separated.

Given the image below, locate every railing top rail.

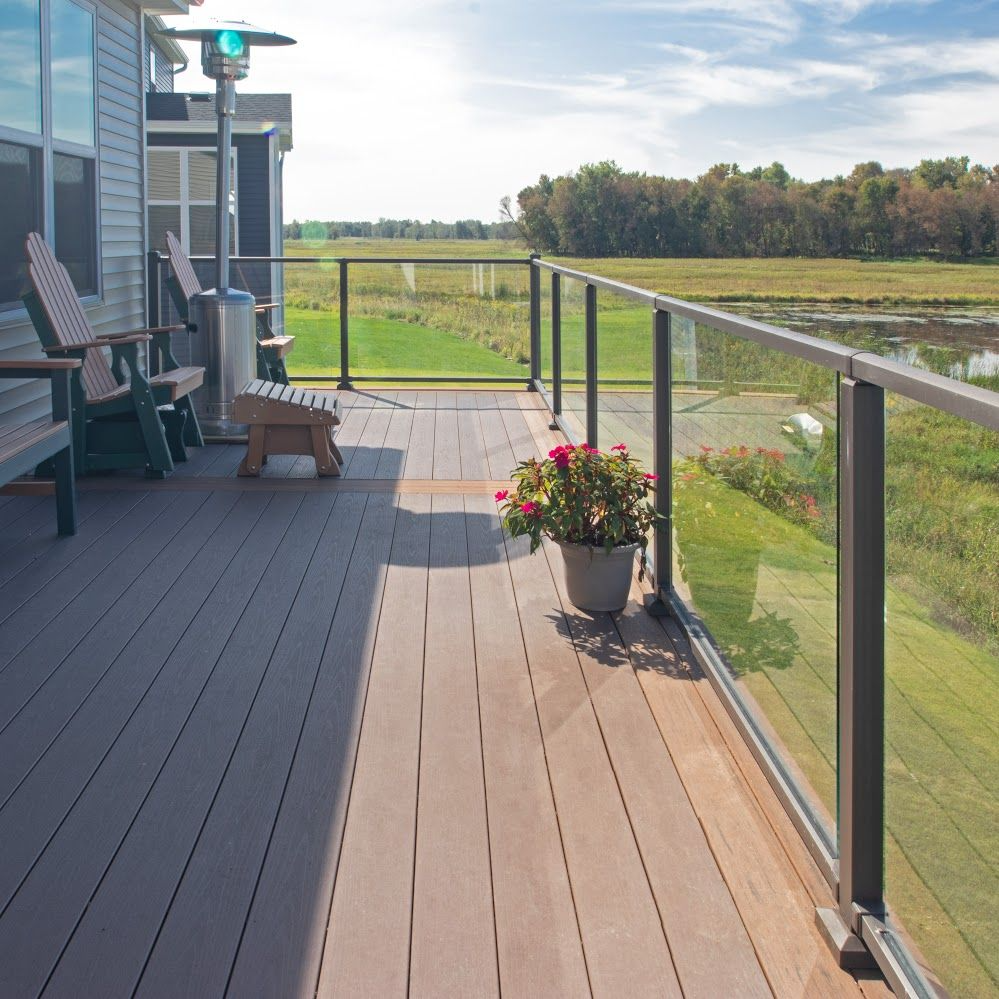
left=170, top=254, right=532, bottom=266
left=852, top=352, right=999, bottom=430
left=533, top=259, right=657, bottom=304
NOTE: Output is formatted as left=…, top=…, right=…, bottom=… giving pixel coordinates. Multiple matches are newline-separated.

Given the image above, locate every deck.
left=0, top=391, right=889, bottom=998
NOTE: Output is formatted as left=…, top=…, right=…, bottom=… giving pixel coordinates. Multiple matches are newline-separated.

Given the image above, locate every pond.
left=728, top=304, right=999, bottom=383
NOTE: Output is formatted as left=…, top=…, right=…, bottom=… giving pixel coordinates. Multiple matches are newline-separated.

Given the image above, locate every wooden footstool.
left=234, top=381, right=342, bottom=477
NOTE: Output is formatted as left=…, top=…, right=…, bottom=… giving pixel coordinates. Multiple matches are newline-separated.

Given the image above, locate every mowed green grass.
left=675, top=476, right=998, bottom=999
left=283, top=308, right=527, bottom=379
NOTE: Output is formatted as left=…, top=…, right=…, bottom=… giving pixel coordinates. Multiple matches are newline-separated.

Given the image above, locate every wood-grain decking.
left=0, top=392, right=889, bottom=998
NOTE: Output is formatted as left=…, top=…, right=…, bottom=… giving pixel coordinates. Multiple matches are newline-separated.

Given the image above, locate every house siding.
left=144, top=37, right=175, bottom=93
left=0, top=0, right=149, bottom=424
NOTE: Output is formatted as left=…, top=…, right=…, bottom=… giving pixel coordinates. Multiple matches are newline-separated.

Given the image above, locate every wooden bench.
left=0, top=359, right=80, bottom=535
left=233, top=381, right=342, bottom=477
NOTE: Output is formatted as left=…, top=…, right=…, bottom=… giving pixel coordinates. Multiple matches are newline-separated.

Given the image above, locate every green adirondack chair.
left=163, top=231, right=295, bottom=385
left=22, top=232, right=205, bottom=478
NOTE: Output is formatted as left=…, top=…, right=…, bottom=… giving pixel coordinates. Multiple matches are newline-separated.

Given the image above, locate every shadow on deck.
left=0, top=391, right=889, bottom=997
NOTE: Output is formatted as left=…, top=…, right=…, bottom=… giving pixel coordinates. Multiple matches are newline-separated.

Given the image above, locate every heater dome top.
left=156, top=20, right=296, bottom=48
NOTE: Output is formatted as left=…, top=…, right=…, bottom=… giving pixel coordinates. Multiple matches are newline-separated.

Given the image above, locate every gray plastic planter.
left=557, top=541, right=640, bottom=612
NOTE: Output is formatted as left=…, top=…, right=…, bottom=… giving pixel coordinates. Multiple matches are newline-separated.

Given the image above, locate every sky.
left=164, top=0, right=999, bottom=223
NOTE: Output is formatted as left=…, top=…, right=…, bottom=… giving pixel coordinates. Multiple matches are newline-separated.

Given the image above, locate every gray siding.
left=145, top=38, right=175, bottom=93
left=0, top=0, right=148, bottom=423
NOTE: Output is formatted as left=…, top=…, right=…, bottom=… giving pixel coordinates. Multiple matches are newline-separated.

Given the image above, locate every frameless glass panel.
left=0, top=141, right=42, bottom=306
left=51, top=0, right=95, bottom=146
left=596, top=292, right=652, bottom=468
left=671, top=323, right=839, bottom=835
left=188, top=205, right=236, bottom=257
left=346, top=261, right=529, bottom=381
left=559, top=276, right=586, bottom=440
left=0, top=0, right=41, bottom=134
left=883, top=396, right=999, bottom=998
left=279, top=260, right=341, bottom=379
left=538, top=268, right=552, bottom=388
left=187, top=150, right=235, bottom=201
left=148, top=205, right=182, bottom=254
left=53, top=152, right=96, bottom=296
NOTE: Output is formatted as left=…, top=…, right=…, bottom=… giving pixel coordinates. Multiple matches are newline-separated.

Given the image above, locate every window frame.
left=0, top=0, right=100, bottom=313
left=148, top=145, right=240, bottom=257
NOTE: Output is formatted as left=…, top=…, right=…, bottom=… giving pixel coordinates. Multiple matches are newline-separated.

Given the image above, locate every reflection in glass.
left=189, top=204, right=236, bottom=257
left=0, top=141, right=41, bottom=305
left=51, top=0, right=95, bottom=146
left=0, top=0, right=41, bottom=134
left=671, top=324, right=840, bottom=833
left=53, top=152, right=96, bottom=295
left=884, top=396, right=999, bottom=998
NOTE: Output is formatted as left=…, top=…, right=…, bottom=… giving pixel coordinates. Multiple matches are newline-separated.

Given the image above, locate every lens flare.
left=215, top=30, right=245, bottom=58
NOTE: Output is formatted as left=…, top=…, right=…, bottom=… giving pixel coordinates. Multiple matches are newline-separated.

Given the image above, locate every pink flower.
left=644, top=473, right=658, bottom=481
left=520, top=501, right=540, bottom=515
left=699, top=445, right=713, bottom=454
left=611, top=443, right=628, bottom=452
left=548, top=446, right=571, bottom=468
left=581, top=443, right=598, bottom=454
left=494, top=489, right=509, bottom=502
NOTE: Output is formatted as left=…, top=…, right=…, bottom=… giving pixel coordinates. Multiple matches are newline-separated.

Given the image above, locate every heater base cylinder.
left=190, top=288, right=256, bottom=438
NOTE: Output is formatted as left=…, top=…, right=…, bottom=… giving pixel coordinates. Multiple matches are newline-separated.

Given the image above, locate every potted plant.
left=496, top=442, right=660, bottom=612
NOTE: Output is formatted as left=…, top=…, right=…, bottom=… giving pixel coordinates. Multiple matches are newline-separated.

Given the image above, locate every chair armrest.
left=98, top=325, right=185, bottom=340
left=43, top=335, right=150, bottom=352
left=255, top=303, right=280, bottom=313
left=0, top=359, right=82, bottom=372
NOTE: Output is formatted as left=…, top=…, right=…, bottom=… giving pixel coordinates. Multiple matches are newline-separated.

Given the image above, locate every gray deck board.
left=0, top=391, right=877, bottom=999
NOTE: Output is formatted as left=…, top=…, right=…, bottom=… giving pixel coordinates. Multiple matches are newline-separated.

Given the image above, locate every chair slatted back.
left=25, top=233, right=120, bottom=399
left=165, top=231, right=203, bottom=309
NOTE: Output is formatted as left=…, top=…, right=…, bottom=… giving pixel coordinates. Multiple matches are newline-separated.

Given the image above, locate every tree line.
left=284, top=218, right=519, bottom=241
left=507, top=157, right=999, bottom=258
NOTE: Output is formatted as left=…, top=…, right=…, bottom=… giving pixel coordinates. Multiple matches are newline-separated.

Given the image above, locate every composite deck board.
left=0, top=491, right=246, bottom=813
left=541, top=540, right=772, bottom=999
left=409, top=494, right=498, bottom=998
left=373, top=404, right=415, bottom=479
left=403, top=408, right=437, bottom=479
left=616, top=602, right=865, bottom=997
left=0, top=490, right=139, bottom=591
left=37, top=492, right=319, bottom=999
left=465, top=495, right=591, bottom=997
left=319, top=494, right=432, bottom=998
left=344, top=408, right=393, bottom=479
left=504, top=529, right=682, bottom=998
left=224, top=493, right=399, bottom=999
left=0, top=392, right=888, bottom=997
left=457, top=407, right=489, bottom=480
left=431, top=404, right=461, bottom=480
left=117, top=495, right=363, bottom=999
left=0, top=491, right=201, bottom=710
left=0, top=492, right=299, bottom=998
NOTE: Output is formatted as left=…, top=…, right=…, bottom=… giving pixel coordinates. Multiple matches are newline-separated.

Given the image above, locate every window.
left=0, top=0, right=98, bottom=308
left=148, top=147, right=238, bottom=257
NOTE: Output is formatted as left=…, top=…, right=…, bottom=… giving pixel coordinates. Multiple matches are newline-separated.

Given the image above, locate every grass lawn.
left=674, top=473, right=998, bottom=999
left=284, top=307, right=528, bottom=380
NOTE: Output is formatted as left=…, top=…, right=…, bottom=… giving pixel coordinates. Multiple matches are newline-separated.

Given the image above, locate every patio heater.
left=157, top=20, right=296, bottom=438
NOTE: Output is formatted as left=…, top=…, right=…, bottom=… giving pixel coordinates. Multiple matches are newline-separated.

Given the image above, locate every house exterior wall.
left=0, top=0, right=150, bottom=424
left=144, top=37, right=175, bottom=93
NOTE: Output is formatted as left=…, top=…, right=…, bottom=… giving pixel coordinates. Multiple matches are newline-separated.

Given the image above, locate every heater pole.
left=215, top=75, right=235, bottom=291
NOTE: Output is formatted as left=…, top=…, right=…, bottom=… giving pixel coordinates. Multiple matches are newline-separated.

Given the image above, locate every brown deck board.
left=0, top=391, right=890, bottom=998
left=409, top=493, right=498, bottom=998
left=0, top=492, right=301, bottom=998
left=542, top=542, right=772, bottom=998
left=504, top=529, right=682, bottom=998
left=224, top=494, right=399, bottom=998
left=465, top=495, right=590, bottom=997
left=319, top=494, right=431, bottom=998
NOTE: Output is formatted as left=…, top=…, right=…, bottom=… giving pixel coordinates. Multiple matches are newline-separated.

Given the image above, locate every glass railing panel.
left=278, top=258, right=341, bottom=380
left=671, top=321, right=840, bottom=837
left=558, top=275, right=587, bottom=440
left=596, top=291, right=652, bottom=468
left=539, top=268, right=552, bottom=390
left=345, top=261, right=529, bottom=382
left=883, top=396, right=999, bottom=998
